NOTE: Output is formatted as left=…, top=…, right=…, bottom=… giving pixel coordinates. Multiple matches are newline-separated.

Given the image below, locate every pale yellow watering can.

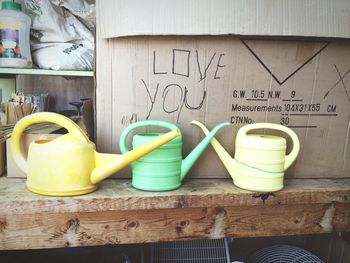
left=10, top=112, right=179, bottom=196
left=192, top=121, right=300, bottom=192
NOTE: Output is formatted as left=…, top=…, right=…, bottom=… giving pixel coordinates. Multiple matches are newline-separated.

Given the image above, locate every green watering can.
left=119, top=120, right=230, bottom=191
left=192, top=121, right=300, bottom=192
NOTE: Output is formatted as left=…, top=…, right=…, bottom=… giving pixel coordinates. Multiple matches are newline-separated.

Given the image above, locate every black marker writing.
left=172, top=49, right=190, bottom=77
left=184, top=87, right=206, bottom=110
left=153, top=51, right=167, bottom=75
left=196, top=51, right=216, bottom=82
left=162, top=84, right=184, bottom=113
left=142, top=79, right=159, bottom=120
left=162, top=85, right=206, bottom=122
left=214, top=53, right=226, bottom=79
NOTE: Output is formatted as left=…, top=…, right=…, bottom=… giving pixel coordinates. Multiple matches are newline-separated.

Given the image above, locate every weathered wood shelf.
left=0, top=177, right=349, bottom=250
left=0, top=68, right=93, bottom=77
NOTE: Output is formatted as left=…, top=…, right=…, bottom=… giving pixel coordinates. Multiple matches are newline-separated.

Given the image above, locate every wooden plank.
left=0, top=68, right=93, bottom=77
left=0, top=203, right=349, bottom=250
left=0, top=177, right=349, bottom=250
left=334, top=203, right=350, bottom=232
left=0, top=178, right=349, bottom=215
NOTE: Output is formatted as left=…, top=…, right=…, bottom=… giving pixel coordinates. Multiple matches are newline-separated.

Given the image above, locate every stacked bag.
left=19, top=0, right=95, bottom=70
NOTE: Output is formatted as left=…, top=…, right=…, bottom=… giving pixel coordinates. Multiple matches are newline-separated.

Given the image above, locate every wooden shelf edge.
left=0, top=177, right=349, bottom=250
left=0, top=177, right=349, bottom=215
left=0, top=68, right=94, bottom=77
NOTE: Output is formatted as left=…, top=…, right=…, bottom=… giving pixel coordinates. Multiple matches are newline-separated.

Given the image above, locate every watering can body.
left=119, top=120, right=230, bottom=191
left=192, top=122, right=300, bottom=192
left=233, top=132, right=292, bottom=192
left=131, top=133, right=183, bottom=191
left=26, top=134, right=97, bottom=196
left=10, top=112, right=179, bottom=196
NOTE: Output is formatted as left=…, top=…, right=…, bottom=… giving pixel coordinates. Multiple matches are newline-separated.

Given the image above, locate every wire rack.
left=150, top=238, right=231, bottom=263
left=247, top=245, right=324, bottom=263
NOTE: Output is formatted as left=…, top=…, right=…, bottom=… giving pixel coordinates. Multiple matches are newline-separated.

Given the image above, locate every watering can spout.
left=91, top=129, right=180, bottom=184
left=180, top=122, right=230, bottom=180
left=191, top=121, right=237, bottom=180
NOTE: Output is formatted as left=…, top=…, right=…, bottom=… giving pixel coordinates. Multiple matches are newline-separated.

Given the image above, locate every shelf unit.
left=0, top=68, right=94, bottom=104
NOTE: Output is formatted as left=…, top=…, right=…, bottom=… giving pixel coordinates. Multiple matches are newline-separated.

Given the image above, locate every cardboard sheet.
left=96, top=36, right=350, bottom=178
left=99, top=0, right=350, bottom=39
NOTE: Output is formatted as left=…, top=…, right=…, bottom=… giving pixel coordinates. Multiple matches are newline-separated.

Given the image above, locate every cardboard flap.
left=98, top=0, right=350, bottom=39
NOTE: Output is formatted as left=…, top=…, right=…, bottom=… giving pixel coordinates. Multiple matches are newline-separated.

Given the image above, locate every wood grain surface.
left=0, top=177, right=349, bottom=250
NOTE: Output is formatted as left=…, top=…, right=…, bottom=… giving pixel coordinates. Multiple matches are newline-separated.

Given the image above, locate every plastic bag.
left=31, top=42, right=93, bottom=71
left=53, top=0, right=95, bottom=32
left=18, top=0, right=94, bottom=71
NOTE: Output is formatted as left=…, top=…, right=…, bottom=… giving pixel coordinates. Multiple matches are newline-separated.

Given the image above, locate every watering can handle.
left=119, top=120, right=179, bottom=153
left=237, top=123, right=300, bottom=170
left=10, top=112, right=89, bottom=173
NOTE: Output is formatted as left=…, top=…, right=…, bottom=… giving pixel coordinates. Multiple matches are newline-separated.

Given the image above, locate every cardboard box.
left=6, top=133, right=61, bottom=178
left=96, top=1, right=350, bottom=179
left=98, top=0, right=350, bottom=39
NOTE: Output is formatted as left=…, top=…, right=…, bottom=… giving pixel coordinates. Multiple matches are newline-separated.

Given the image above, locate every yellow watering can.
left=192, top=121, right=300, bottom=192
left=10, top=112, right=179, bottom=196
